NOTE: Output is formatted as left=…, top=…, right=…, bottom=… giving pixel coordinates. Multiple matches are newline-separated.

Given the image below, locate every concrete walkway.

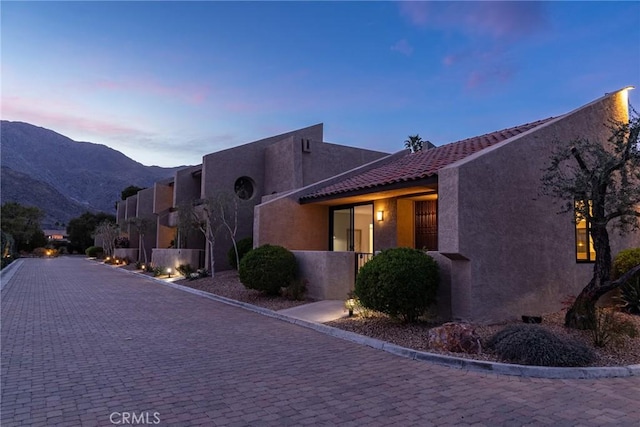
left=277, top=300, right=347, bottom=323
left=2, top=257, right=640, bottom=426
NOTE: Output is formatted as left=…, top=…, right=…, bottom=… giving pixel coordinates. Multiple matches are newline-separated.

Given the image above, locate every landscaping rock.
left=427, top=323, right=482, bottom=354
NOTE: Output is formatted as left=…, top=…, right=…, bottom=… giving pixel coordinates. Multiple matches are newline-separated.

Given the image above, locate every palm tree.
left=404, top=134, right=424, bottom=153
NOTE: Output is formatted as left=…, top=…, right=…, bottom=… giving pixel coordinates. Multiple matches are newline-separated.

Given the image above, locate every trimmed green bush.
left=612, top=248, right=640, bottom=280
left=354, top=247, right=439, bottom=323
left=228, top=237, right=253, bottom=270
left=486, top=324, right=595, bottom=367
left=613, top=248, right=640, bottom=315
left=239, top=244, right=297, bottom=295
left=85, top=246, right=104, bottom=258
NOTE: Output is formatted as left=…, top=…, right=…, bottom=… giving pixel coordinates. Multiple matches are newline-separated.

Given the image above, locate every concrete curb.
left=0, top=259, right=24, bottom=292
left=110, top=264, right=639, bottom=380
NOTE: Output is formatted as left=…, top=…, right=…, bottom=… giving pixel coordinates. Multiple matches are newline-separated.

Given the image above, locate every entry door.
left=415, top=200, right=437, bottom=251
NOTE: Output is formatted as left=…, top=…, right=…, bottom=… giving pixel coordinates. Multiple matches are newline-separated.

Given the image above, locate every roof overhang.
left=299, top=176, right=438, bottom=206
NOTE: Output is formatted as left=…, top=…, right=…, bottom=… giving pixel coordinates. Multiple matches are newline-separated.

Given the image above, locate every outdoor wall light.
left=376, top=210, right=384, bottom=221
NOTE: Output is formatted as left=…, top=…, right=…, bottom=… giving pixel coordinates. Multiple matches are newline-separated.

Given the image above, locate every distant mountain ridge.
left=1, top=120, right=184, bottom=228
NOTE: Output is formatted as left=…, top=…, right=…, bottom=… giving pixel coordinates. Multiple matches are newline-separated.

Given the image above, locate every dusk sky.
left=2, top=1, right=639, bottom=168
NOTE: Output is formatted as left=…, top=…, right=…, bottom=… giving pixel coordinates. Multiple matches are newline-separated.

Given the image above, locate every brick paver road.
left=2, top=257, right=639, bottom=426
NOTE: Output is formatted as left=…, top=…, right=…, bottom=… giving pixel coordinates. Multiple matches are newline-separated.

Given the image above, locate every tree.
left=94, top=221, right=119, bottom=257
left=127, top=216, right=153, bottom=264
left=67, top=212, right=116, bottom=253
left=541, top=110, right=640, bottom=329
left=0, top=202, right=45, bottom=252
left=180, top=191, right=245, bottom=277
left=404, top=134, right=424, bottom=153
left=121, top=185, right=145, bottom=201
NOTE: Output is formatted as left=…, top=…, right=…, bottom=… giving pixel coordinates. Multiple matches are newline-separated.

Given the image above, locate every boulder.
left=427, top=322, right=482, bottom=354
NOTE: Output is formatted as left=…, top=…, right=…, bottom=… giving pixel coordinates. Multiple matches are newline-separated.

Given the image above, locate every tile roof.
left=301, top=117, right=555, bottom=201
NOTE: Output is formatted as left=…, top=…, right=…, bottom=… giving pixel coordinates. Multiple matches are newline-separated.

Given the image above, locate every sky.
left=2, top=1, right=639, bottom=168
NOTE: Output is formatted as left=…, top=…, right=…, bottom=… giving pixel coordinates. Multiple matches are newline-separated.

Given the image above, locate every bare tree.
left=181, top=191, right=246, bottom=277
left=541, top=110, right=640, bottom=329
left=127, top=217, right=153, bottom=264
left=94, top=221, right=119, bottom=257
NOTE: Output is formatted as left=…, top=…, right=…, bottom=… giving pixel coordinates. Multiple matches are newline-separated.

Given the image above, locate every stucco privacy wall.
left=293, top=251, right=356, bottom=300
left=152, top=249, right=202, bottom=271
left=254, top=197, right=328, bottom=250
left=438, top=89, right=639, bottom=323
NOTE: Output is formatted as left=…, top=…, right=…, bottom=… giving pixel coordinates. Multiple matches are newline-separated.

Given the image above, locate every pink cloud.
left=399, top=2, right=548, bottom=40
left=90, top=77, right=210, bottom=105
left=398, top=2, right=431, bottom=28
left=391, top=39, right=414, bottom=56
left=466, top=67, right=515, bottom=90
left=2, top=96, right=148, bottom=138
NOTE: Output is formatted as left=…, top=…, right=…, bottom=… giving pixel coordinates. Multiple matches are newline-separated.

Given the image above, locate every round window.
left=234, top=176, right=255, bottom=200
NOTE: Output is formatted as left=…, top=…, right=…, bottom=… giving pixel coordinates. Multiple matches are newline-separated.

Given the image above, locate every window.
left=575, top=201, right=595, bottom=262
left=234, top=176, right=255, bottom=200
left=330, top=204, right=373, bottom=253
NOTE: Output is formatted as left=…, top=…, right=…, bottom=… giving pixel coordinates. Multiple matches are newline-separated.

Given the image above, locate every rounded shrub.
left=227, top=237, right=253, bottom=270
left=485, top=324, right=595, bottom=367
left=612, top=248, right=640, bottom=315
left=85, top=246, right=104, bottom=258
left=354, top=247, right=439, bottom=323
left=612, top=248, right=640, bottom=279
left=239, top=244, right=297, bottom=295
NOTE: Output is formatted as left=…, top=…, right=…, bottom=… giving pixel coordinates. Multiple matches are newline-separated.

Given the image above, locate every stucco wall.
left=438, top=90, right=639, bottom=323
left=301, top=141, right=388, bottom=187
left=114, top=248, right=139, bottom=261
left=152, top=248, right=203, bottom=270
left=154, top=182, right=173, bottom=214
left=264, top=136, right=302, bottom=194
left=373, top=199, right=397, bottom=250
left=124, top=195, right=139, bottom=244
left=201, top=125, right=323, bottom=270
left=174, top=166, right=202, bottom=206
left=135, top=188, right=156, bottom=263
left=154, top=182, right=174, bottom=252
left=255, top=196, right=328, bottom=250
left=293, top=251, right=356, bottom=300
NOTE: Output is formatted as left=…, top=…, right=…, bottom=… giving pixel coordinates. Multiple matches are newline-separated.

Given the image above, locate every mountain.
left=1, top=121, right=184, bottom=228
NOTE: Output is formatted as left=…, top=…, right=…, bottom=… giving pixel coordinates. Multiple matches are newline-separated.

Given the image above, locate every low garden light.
left=345, top=298, right=356, bottom=317
left=166, top=267, right=172, bottom=278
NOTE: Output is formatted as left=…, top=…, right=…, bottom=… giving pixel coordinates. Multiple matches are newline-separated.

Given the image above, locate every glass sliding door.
left=331, top=204, right=373, bottom=253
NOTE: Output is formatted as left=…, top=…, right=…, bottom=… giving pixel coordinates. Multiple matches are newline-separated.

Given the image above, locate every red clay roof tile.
left=301, top=117, right=555, bottom=201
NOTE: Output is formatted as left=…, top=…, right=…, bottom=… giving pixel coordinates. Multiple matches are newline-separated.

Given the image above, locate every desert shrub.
left=354, top=247, right=439, bottom=323
left=114, top=236, right=130, bottom=249
left=33, top=247, right=47, bottom=257
left=239, top=244, right=297, bottom=295
left=281, top=278, right=307, bottom=301
left=486, top=324, right=595, bottom=367
left=228, top=237, right=254, bottom=270
left=612, top=248, right=640, bottom=315
left=176, top=264, right=196, bottom=277
left=590, top=307, right=639, bottom=347
left=152, top=265, right=167, bottom=277
left=85, top=246, right=104, bottom=258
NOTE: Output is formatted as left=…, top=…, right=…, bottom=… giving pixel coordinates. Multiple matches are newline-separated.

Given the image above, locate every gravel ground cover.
left=126, top=265, right=640, bottom=367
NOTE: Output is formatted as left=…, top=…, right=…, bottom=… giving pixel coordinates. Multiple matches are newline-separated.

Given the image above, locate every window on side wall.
left=575, top=200, right=595, bottom=262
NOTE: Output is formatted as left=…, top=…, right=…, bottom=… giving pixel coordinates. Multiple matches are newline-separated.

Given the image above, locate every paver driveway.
left=2, top=257, right=639, bottom=426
